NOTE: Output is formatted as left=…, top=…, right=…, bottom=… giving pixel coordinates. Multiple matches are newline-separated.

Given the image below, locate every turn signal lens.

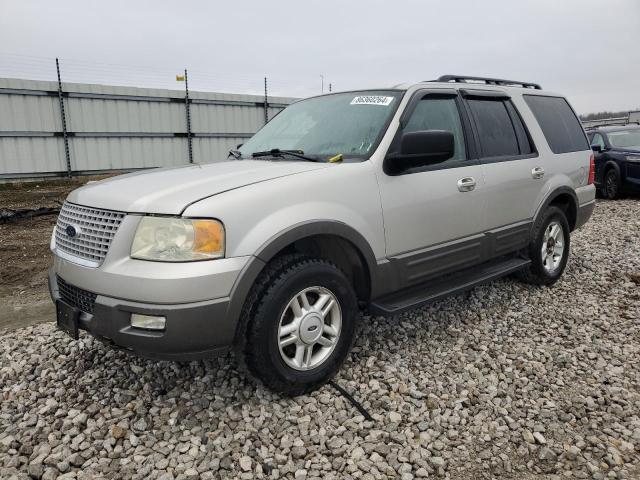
left=193, top=220, right=225, bottom=255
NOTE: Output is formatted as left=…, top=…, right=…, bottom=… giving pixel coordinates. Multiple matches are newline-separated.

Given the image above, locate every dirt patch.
left=0, top=176, right=117, bottom=329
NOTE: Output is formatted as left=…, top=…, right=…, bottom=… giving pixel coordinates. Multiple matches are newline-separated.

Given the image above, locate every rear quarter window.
left=523, top=95, right=589, bottom=154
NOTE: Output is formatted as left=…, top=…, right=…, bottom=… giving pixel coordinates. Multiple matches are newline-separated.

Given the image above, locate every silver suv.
left=50, top=75, right=596, bottom=395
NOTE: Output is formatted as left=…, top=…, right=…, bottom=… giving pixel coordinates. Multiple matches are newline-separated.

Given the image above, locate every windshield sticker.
left=350, top=96, right=394, bottom=106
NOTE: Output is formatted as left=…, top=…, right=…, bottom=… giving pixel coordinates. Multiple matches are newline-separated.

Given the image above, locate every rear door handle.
left=532, top=166, right=545, bottom=179
left=457, top=177, right=476, bottom=192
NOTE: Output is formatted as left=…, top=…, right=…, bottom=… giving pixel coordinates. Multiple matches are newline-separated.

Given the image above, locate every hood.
left=67, top=160, right=329, bottom=214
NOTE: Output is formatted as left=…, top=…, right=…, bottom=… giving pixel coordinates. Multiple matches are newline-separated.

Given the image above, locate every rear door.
left=462, top=90, right=540, bottom=255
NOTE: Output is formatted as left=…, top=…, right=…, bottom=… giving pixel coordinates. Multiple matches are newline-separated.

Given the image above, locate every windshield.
left=239, top=90, right=403, bottom=160
left=607, top=129, right=640, bottom=149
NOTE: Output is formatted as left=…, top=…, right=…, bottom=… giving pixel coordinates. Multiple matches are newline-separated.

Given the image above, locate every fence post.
left=55, top=58, right=72, bottom=177
left=184, top=68, right=193, bottom=163
left=264, top=77, right=269, bottom=124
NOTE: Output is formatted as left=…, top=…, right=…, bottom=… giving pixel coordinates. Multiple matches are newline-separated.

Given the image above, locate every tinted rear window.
left=523, top=95, right=589, bottom=154
left=467, top=99, right=520, bottom=157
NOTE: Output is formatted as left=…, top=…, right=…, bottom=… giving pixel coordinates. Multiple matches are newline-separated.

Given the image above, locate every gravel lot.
left=1, top=199, right=639, bottom=480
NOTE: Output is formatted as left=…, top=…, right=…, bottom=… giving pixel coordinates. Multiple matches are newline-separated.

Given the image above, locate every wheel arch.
left=534, top=186, right=579, bottom=231
left=226, top=221, right=379, bottom=341
left=603, top=159, right=622, bottom=179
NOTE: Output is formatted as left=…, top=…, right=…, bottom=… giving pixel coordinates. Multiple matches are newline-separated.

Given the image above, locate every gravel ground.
left=1, top=199, right=639, bottom=480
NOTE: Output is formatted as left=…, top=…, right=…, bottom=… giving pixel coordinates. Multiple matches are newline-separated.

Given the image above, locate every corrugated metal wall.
left=0, top=78, right=295, bottom=178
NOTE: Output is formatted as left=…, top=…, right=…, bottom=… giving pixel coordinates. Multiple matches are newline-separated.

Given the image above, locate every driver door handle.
left=532, top=166, right=545, bottom=179
left=457, top=177, right=476, bottom=192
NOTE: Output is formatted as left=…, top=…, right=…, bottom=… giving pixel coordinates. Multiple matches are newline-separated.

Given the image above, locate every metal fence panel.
left=0, top=77, right=296, bottom=179
left=65, top=97, right=187, bottom=133
left=0, top=136, right=67, bottom=175
left=0, top=90, right=61, bottom=132
left=69, top=137, right=189, bottom=171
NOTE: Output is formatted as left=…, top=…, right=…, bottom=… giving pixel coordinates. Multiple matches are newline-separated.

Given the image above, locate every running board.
left=369, top=257, right=531, bottom=316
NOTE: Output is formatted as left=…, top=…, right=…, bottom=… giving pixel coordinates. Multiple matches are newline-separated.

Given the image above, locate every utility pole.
left=329, top=83, right=332, bottom=93
left=320, top=74, right=324, bottom=94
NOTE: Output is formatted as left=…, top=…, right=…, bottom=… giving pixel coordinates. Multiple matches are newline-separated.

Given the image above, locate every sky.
left=1, top=0, right=639, bottom=114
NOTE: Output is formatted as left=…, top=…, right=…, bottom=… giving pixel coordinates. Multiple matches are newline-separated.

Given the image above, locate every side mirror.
left=591, top=144, right=602, bottom=153
left=385, top=130, right=454, bottom=175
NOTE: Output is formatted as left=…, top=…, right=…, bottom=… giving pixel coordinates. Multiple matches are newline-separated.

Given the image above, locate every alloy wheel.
left=277, top=286, right=342, bottom=371
left=541, top=221, right=565, bottom=273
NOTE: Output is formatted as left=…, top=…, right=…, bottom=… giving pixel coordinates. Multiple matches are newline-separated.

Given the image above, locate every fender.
left=532, top=186, right=579, bottom=231
left=254, top=220, right=378, bottom=270
left=225, top=220, right=379, bottom=340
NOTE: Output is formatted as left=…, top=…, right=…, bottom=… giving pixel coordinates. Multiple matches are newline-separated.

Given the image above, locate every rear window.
left=467, top=98, right=534, bottom=158
left=467, top=99, right=519, bottom=157
left=523, top=95, right=589, bottom=154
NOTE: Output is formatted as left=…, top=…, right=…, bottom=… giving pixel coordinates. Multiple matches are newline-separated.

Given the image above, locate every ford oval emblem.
left=66, top=224, right=82, bottom=238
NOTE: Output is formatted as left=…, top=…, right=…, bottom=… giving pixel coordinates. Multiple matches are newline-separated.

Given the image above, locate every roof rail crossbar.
left=432, top=75, right=542, bottom=90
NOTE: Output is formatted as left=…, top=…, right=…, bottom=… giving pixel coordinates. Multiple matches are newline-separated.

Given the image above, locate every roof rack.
left=432, top=75, right=542, bottom=90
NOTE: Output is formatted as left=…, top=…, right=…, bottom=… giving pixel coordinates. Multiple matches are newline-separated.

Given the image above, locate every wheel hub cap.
left=299, top=314, right=324, bottom=344
left=546, top=237, right=555, bottom=255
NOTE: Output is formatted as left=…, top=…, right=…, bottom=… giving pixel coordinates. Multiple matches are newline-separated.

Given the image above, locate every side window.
left=466, top=99, right=521, bottom=157
left=591, top=133, right=605, bottom=149
left=404, top=97, right=466, bottom=161
left=523, top=95, right=589, bottom=154
left=504, top=101, right=535, bottom=155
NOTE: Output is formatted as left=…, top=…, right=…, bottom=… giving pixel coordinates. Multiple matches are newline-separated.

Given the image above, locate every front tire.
left=236, top=255, right=357, bottom=396
left=604, top=168, right=621, bottom=199
left=517, top=206, right=570, bottom=286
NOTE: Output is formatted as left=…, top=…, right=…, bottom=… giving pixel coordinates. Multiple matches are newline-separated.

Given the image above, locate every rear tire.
left=517, top=206, right=570, bottom=286
left=604, top=168, right=621, bottom=199
left=236, top=254, right=358, bottom=396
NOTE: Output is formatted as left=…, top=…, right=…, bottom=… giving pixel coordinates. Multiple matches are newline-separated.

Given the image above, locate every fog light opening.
left=130, top=313, right=166, bottom=331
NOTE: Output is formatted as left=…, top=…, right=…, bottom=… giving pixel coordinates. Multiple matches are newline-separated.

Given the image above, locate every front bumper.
left=49, top=269, right=234, bottom=361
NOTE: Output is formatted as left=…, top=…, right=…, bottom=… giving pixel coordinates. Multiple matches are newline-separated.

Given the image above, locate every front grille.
left=57, top=276, right=97, bottom=314
left=54, top=202, right=125, bottom=267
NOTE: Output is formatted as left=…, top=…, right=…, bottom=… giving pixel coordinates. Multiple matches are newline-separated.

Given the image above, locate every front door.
left=590, top=132, right=608, bottom=187
left=377, top=91, right=486, bottom=287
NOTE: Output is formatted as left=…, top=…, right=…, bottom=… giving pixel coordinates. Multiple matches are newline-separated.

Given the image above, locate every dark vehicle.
left=587, top=125, right=640, bottom=199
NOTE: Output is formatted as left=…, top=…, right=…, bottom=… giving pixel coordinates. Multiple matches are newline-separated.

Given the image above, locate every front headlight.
left=626, top=155, right=640, bottom=163
left=131, top=217, right=225, bottom=261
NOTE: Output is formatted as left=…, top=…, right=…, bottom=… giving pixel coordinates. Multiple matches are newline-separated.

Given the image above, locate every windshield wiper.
left=228, top=149, right=242, bottom=159
left=251, top=149, right=319, bottom=162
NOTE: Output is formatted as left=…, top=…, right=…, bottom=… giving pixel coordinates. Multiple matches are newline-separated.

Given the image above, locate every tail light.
left=588, top=154, right=595, bottom=185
